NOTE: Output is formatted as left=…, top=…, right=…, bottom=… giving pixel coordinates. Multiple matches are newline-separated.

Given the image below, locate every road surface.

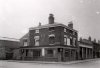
left=0, top=59, right=100, bottom=68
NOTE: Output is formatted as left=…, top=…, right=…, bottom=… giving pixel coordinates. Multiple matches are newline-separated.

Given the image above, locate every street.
left=0, top=59, right=100, bottom=68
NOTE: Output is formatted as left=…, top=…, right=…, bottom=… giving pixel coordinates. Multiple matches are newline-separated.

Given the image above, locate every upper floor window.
left=67, top=38, right=70, bottom=46
left=24, top=41, right=28, bottom=46
left=64, top=37, right=67, bottom=45
left=64, top=28, right=73, bottom=35
left=64, top=35, right=71, bottom=46
left=73, top=31, right=77, bottom=36
left=69, top=30, right=73, bottom=34
left=64, top=28, right=66, bottom=32
left=70, top=37, right=73, bottom=45
left=49, top=34, right=55, bottom=45
left=73, top=38, right=76, bottom=46
left=75, top=32, right=77, bottom=36
left=35, top=29, right=39, bottom=33
left=23, top=39, right=28, bottom=46
left=64, top=35, right=67, bottom=45
left=34, top=36, right=40, bottom=46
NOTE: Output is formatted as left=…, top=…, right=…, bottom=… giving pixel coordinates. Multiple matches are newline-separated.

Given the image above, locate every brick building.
left=78, top=37, right=93, bottom=60
left=93, top=40, right=100, bottom=58
left=14, top=14, right=78, bottom=62
left=0, top=37, right=20, bottom=59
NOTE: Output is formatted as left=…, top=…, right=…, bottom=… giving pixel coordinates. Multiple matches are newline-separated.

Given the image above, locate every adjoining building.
left=13, top=33, right=29, bottom=60
left=0, top=37, right=20, bottom=60
left=78, top=37, right=93, bottom=60
left=14, top=14, right=78, bottom=62
left=93, top=39, right=100, bottom=58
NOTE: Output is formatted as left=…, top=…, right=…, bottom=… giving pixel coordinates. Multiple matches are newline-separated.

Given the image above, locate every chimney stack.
left=88, top=36, right=91, bottom=41
left=98, top=40, right=100, bottom=44
left=39, top=22, right=41, bottom=26
left=93, top=39, right=96, bottom=43
left=80, top=37, right=82, bottom=42
left=49, top=14, right=54, bottom=24
left=68, top=21, right=73, bottom=29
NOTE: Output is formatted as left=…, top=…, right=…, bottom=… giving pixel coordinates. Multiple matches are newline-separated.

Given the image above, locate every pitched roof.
left=29, top=23, right=77, bottom=32
left=0, top=36, right=19, bottom=42
left=0, top=37, right=20, bottom=48
left=79, top=39, right=93, bottom=45
left=20, top=23, right=77, bottom=40
left=20, top=33, right=29, bottom=40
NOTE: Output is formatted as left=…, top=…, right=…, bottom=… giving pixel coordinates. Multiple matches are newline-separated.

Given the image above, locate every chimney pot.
left=49, top=14, right=54, bottom=24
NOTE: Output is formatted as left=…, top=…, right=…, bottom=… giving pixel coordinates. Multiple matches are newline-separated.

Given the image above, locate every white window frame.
left=73, top=38, right=76, bottom=46
left=35, top=29, right=39, bottom=33
left=24, top=41, right=28, bottom=46
left=64, top=37, right=67, bottom=45
left=67, top=38, right=70, bottom=46
left=34, top=36, right=40, bottom=46
left=64, top=35, right=67, bottom=45
left=64, top=28, right=66, bottom=32
left=35, top=39, right=39, bottom=46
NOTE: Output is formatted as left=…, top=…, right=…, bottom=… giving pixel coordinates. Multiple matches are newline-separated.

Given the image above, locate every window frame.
left=35, top=29, right=39, bottom=33
left=73, top=38, right=76, bottom=46
left=49, top=36, right=55, bottom=45
left=34, top=36, right=40, bottom=46
left=64, top=28, right=66, bottom=32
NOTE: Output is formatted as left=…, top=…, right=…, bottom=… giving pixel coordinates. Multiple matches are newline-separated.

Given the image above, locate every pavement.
left=5, top=58, right=100, bottom=65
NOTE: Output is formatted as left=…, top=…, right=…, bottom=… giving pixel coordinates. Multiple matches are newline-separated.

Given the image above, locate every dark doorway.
left=6, top=53, right=13, bottom=60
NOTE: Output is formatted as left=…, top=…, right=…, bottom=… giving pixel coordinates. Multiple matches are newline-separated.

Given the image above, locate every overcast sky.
left=0, top=0, right=100, bottom=41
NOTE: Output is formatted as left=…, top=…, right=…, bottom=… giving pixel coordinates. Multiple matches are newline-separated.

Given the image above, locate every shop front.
left=17, top=46, right=77, bottom=62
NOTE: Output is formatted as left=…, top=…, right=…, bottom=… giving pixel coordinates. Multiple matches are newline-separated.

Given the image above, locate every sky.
left=0, top=0, right=100, bottom=41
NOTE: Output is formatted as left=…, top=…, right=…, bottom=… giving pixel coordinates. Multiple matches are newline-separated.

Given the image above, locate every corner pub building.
left=14, top=14, right=78, bottom=62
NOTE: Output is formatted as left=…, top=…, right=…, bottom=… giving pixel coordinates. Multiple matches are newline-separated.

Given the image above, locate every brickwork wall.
left=13, top=49, right=21, bottom=60
left=0, top=47, right=6, bottom=59
left=29, top=26, right=62, bottom=46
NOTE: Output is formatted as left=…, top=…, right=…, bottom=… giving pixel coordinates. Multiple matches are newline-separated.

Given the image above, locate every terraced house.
left=14, top=14, right=78, bottom=62
left=78, top=37, right=93, bottom=60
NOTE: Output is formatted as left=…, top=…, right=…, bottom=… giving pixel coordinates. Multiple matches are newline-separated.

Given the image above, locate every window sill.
left=49, top=44, right=55, bottom=45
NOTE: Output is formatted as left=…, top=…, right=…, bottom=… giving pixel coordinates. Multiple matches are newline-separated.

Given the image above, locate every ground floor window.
left=32, top=49, right=41, bottom=57
left=64, top=49, right=70, bottom=57
left=49, top=37, right=55, bottom=45
left=46, top=49, right=54, bottom=57
left=47, top=50, right=53, bottom=54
